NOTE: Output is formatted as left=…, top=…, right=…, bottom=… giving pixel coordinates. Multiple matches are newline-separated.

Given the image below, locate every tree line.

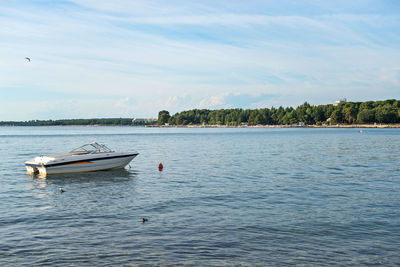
left=2, top=99, right=399, bottom=126
left=0, top=118, right=136, bottom=126
left=158, top=99, right=400, bottom=126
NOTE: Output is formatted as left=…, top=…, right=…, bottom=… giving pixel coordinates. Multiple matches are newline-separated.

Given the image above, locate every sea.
left=0, top=126, right=399, bottom=266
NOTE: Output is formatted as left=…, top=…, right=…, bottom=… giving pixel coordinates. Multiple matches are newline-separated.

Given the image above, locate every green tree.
left=281, top=110, right=297, bottom=124
left=343, top=104, right=358, bottom=124
left=330, top=109, right=344, bottom=123
left=158, top=110, right=170, bottom=125
left=248, top=110, right=259, bottom=125
left=375, top=104, right=397, bottom=123
left=295, top=102, right=313, bottom=124
left=168, top=116, right=176, bottom=125
left=312, top=106, right=325, bottom=123
left=360, top=101, right=374, bottom=110
left=357, top=109, right=375, bottom=124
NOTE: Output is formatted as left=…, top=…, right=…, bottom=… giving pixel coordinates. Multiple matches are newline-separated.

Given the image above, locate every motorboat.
left=25, top=142, right=138, bottom=175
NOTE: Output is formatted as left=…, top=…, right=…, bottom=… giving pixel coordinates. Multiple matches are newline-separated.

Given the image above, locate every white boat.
left=25, top=142, right=138, bottom=175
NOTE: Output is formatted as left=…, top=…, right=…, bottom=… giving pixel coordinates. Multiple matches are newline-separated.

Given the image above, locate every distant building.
left=333, top=98, right=347, bottom=106
left=132, top=118, right=157, bottom=125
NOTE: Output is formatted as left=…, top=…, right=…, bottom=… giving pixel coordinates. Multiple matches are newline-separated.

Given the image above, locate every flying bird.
left=25, top=57, right=31, bottom=62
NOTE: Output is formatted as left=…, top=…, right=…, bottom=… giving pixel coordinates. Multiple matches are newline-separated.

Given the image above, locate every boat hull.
left=25, top=154, right=137, bottom=175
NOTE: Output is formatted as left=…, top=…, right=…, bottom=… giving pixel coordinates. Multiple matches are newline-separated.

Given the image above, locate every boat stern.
left=25, top=164, right=39, bottom=174
left=25, top=156, right=54, bottom=175
left=25, top=162, right=47, bottom=175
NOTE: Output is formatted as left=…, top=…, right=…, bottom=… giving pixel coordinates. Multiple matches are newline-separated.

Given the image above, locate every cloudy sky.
left=1, top=0, right=399, bottom=120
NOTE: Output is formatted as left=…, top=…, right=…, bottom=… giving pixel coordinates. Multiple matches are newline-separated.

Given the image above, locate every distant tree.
left=281, top=110, right=297, bottom=124
left=168, top=116, right=176, bottom=125
left=357, top=109, right=375, bottom=124
left=375, top=104, right=397, bottom=123
left=259, top=108, right=271, bottom=124
left=311, top=106, right=324, bottom=123
left=158, top=110, right=170, bottom=125
left=295, top=102, right=313, bottom=124
left=275, top=106, right=285, bottom=124
left=248, top=110, right=259, bottom=125
left=343, top=104, right=358, bottom=124
left=359, top=101, right=374, bottom=110
left=330, top=109, right=344, bottom=123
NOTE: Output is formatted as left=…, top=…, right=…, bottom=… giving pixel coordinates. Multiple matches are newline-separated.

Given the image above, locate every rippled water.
left=0, top=126, right=399, bottom=266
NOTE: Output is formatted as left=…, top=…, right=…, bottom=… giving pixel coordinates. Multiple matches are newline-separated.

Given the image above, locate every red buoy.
left=158, top=163, right=164, bottom=171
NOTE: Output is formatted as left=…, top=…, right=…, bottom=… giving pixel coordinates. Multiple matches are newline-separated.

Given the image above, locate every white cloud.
left=164, top=94, right=191, bottom=108
left=198, top=94, right=226, bottom=109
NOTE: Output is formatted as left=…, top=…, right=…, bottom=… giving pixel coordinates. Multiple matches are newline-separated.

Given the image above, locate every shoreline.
left=147, top=124, right=400, bottom=128
left=2, top=124, right=400, bottom=128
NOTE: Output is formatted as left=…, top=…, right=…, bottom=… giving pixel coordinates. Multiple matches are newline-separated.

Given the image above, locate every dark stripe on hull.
left=26, top=153, right=138, bottom=168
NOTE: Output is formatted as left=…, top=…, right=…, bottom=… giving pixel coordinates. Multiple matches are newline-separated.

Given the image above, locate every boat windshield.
left=70, top=142, right=113, bottom=153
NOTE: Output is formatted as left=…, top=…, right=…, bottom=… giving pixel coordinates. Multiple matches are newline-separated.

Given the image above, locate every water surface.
left=0, top=127, right=399, bottom=266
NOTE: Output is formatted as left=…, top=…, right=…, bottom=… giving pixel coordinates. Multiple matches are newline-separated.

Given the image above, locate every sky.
left=1, top=0, right=400, bottom=120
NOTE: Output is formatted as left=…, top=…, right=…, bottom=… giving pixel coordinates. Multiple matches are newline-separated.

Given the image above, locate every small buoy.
left=158, top=163, right=164, bottom=171
left=142, top=218, right=148, bottom=223
left=59, top=188, right=66, bottom=193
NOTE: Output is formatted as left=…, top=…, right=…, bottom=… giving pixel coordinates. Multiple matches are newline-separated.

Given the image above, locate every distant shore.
left=2, top=123, right=400, bottom=128
left=145, top=124, right=400, bottom=128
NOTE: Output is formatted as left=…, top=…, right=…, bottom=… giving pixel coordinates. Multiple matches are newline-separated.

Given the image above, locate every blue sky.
left=1, top=0, right=399, bottom=120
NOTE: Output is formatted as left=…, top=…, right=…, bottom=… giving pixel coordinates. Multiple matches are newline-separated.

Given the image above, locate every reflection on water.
left=25, top=169, right=138, bottom=211
left=28, top=168, right=136, bottom=185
